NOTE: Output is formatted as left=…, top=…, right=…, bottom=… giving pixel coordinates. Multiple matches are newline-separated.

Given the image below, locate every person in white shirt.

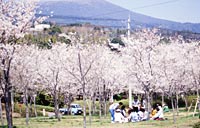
left=109, top=102, right=123, bottom=123
left=128, top=107, right=140, bottom=122
left=138, top=108, right=148, bottom=121
left=132, top=96, right=140, bottom=109
left=114, top=109, right=125, bottom=123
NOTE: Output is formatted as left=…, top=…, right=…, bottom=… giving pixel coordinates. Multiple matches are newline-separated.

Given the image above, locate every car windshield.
left=71, top=104, right=81, bottom=108
left=76, top=105, right=81, bottom=108
left=71, top=105, right=75, bottom=108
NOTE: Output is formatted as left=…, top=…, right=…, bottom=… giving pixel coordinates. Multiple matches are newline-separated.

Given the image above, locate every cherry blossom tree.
left=10, top=45, right=41, bottom=125
left=86, top=46, right=126, bottom=120
left=182, top=43, right=200, bottom=115
left=122, top=41, right=161, bottom=119
left=150, top=41, right=200, bottom=123
left=63, top=44, right=101, bottom=128
left=36, top=45, right=69, bottom=121
left=0, top=0, right=44, bottom=127
left=121, top=29, right=200, bottom=122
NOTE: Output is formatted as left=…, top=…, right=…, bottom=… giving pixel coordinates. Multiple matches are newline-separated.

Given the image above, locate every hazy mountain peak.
left=40, top=0, right=105, bottom=4
left=39, top=0, right=200, bottom=33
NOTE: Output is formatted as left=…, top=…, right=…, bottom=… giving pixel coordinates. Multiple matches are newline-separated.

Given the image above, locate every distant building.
left=108, top=41, right=119, bottom=50
left=30, top=24, right=50, bottom=31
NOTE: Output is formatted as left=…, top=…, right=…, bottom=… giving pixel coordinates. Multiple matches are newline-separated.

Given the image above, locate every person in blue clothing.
left=109, top=102, right=123, bottom=123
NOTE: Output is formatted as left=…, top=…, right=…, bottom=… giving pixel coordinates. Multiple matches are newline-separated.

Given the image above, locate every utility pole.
left=127, top=14, right=131, bottom=43
left=127, top=14, right=132, bottom=108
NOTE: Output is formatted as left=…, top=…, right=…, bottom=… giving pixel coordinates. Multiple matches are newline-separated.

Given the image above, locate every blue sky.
left=106, top=0, right=200, bottom=23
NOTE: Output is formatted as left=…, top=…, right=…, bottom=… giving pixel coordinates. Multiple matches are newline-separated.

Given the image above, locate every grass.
left=5, top=100, right=200, bottom=128
left=9, top=111, right=200, bottom=128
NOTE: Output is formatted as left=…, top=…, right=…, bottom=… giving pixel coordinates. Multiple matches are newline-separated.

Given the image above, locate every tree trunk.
left=176, top=94, right=179, bottom=116
left=103, top=84, right=107, bottom=118
left=83, top=87, right=87, bottom=128
left=78, top=52, right=87, bottom=128
left=146, top=92, right=151, bottom=120
left=67, top=102, right=71, bottom=115
left=88, top=98, right=92, bottom=126
left=0, top=97, right=4, bottom=127
left=197, top=89, right=200, bottom=118
left=11, top=89, right=14, bottom=114
left=2, top=45, right=15, bottom=128
left=193, top=98, right=198, bottom=117
left=30, top=97, right=33, bottom=117
left=33, top=95, right=37, bottom=117
left=183, top=94, right=188, bottom=111
left=25, top=87, right=29, bottom=126
left=5, top=85, right=13, bottom=128
left=53, top=90, right=60, bottom=121
left=171, top=97, right=176, bottom=124
left=104, top=98, right=107, bottom=118
left=129, top=84, right=132, bottom=108
left=99, top=95, right=102, bottom=121
left=192, top=88, right=199, bottom=117
left=92, top=93, right=96, bottom=115
left=81, top=74, right=87, bottom=128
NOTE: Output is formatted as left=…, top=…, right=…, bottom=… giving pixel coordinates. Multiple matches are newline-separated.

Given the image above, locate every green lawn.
left=10, top=111, right=200, bottom=128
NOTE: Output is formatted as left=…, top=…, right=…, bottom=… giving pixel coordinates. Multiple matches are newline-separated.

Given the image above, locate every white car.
left=59, top=103, right=83, bottom=115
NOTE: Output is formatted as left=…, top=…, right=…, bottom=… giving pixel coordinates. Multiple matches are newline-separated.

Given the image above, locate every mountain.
left=38, top=0, right=200, bottom=33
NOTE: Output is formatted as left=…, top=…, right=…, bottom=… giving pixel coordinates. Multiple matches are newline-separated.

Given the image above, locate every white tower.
left=127, top=14, right=131, bottom=42
left=127, top=14, right=132, bottom=108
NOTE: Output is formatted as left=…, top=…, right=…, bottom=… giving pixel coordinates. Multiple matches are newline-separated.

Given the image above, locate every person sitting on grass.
left=128, top=107, right=140, bottom=122
left=138, top=108, right=148, bottom=121
left=163, top=104, right=169, bottom=113
left=115, top=109, right=126, bottom=123
left=150, top=106, right=157, bottom=118
left=151, top=105, right=164, bottom=120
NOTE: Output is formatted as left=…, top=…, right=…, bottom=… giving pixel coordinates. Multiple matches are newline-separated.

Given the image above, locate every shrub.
left=36, top=92, right=52, bottom=106
left=14, top=103, right=25, bottom=117
left=111, top=37, right=125, bottom=46
left=49, top=26, right=62, bottom=35
left=187, top=95, right=198, bottom=107
left=36, top=105, right=54, bottom=112
left=113, top=94, right=122, bottom=101
left=59, top=37, right=71, bottom=44
left=14, top=103, right=54, bottom=118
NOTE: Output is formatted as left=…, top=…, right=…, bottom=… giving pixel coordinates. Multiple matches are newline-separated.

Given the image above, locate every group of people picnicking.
left=109, top=96, right=167, bottom=123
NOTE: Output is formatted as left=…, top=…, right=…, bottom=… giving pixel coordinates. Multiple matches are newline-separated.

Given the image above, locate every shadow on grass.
left=35, top=118, right=57, bottom=123
left=29, top=117, right=58, bottom=123
left=0, top=126, right=17, bottom=128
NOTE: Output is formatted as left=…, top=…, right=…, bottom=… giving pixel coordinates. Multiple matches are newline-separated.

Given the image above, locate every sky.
left=106, top=0, right=200, bottom=23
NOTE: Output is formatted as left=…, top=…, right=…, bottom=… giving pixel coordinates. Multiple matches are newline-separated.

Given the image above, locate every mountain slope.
left=38, top=0, right=200, bottom=33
